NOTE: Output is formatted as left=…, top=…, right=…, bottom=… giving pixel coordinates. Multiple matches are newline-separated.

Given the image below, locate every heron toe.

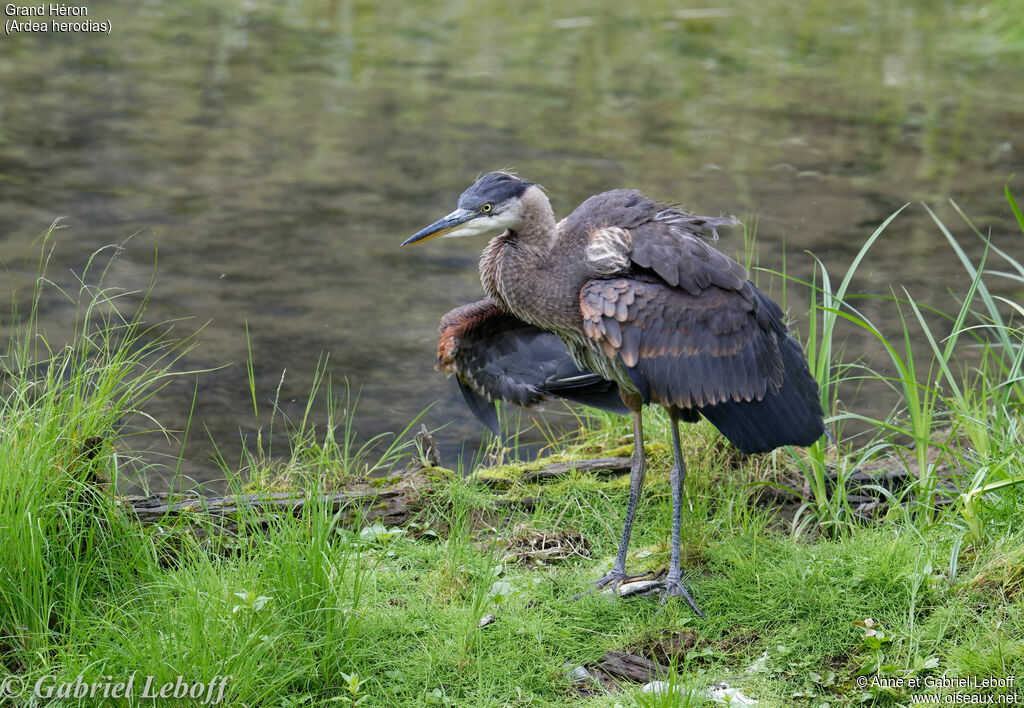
left=658, top=576, right=706, bottom=619
left=593, top=569, right=652, bottom=591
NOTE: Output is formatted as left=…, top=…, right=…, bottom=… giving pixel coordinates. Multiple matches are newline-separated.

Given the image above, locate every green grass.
left=1, top=199, right=1023, bottom=707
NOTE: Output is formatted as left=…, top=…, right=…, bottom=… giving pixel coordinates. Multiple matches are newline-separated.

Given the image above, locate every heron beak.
left=402, top=208, right=477, bottom=246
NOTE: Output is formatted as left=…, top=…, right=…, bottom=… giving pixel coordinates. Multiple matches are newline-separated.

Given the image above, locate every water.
left=1, top=0, right=1022, bottom=491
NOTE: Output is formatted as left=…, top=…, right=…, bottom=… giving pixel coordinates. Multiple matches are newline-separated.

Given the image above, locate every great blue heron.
left=404, top=172, right=826, bottom=617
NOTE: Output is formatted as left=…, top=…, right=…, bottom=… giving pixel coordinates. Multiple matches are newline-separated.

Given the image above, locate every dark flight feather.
left=437, top=299, right=628, bottom=435
left=694, top=335, right=825, bottom=453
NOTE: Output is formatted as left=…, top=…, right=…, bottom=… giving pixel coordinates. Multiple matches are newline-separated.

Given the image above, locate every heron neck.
left=509, top=185, right=557, bottom=256
left=480, top=190, right=580, bottom=331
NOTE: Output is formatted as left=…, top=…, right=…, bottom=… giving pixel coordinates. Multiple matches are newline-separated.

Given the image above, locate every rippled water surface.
left=1, top=0, right=1022, bottom=490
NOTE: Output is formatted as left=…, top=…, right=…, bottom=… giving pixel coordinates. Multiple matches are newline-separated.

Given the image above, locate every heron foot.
left=657, top=574, right=706, bottom=619
left=593, top=569, right=653, bottom=591
left=570, top=570, right=653, bottom=601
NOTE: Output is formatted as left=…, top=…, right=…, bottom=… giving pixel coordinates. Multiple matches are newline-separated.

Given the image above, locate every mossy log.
left=123, top=425, right=445, bottom=532
left=521, top=456, right=633, bottom=483
left=475, top=456, right=633, bottom=489
left=124, top=466, right=433, bottom=531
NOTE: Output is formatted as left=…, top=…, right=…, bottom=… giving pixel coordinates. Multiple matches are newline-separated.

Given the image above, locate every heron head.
left=402, top=172, right=535, bottom=246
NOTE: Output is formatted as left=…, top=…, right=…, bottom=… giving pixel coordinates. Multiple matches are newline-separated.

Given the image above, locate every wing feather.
left=579, top=279, right=824, bottom=449
left=438, top=299, right=628, bottom=434
left=580, top=279, right=786, bottom=409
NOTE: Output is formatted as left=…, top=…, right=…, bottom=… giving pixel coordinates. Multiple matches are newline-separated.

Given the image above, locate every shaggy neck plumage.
left=507, top=185, right=557, bottom=256
left=480, top=186, right=581, bottom=332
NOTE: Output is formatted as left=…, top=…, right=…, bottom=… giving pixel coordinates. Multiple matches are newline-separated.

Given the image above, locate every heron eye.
left=481, top=203, right=492, bottom=213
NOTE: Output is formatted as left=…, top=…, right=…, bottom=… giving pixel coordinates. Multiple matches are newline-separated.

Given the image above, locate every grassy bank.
left=1, top=197, right=1022, bottom=707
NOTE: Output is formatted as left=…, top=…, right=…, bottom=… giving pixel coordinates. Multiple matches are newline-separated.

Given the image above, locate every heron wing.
left=579, top=279, right=784, bottom=408
left=567, top=190, right=824, bottom=451
left=438, top=299, right=628, bottom=434
left=579, top=278, right=825, bottom=452
left=694, top=333, right=827, bottom=453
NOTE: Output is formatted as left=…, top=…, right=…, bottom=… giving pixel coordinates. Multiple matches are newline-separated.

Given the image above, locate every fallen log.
left=122, top=466, right=432, bottom=530
left=590, top=650, right=672, bottom=684
left=475, top=456, right=633, bottom=488
left=122, top=426, right=447, bottom=532
left=118, top=439, right=956, bottom=536
left=520, top=456, right=632, bottom=483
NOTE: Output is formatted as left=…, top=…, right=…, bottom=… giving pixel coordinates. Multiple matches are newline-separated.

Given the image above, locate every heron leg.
left=594, top=404, right=652, bottom=590
left=659, top=411, right=705, bottom=618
